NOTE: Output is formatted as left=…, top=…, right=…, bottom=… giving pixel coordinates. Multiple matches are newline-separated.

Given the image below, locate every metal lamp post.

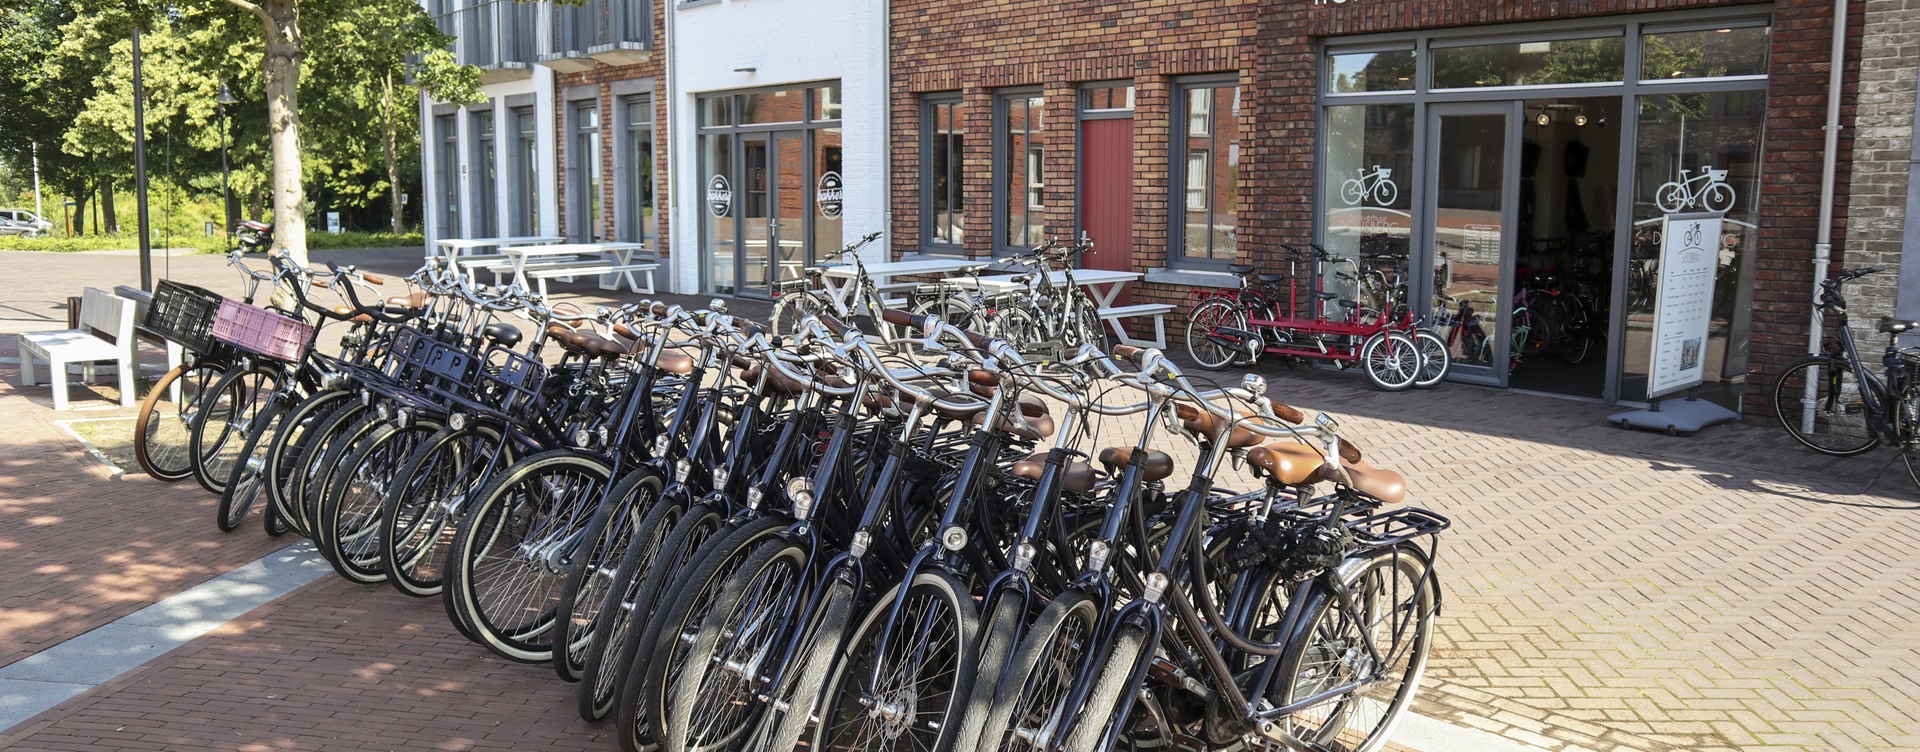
left=218, top=83, right=236, bottom=241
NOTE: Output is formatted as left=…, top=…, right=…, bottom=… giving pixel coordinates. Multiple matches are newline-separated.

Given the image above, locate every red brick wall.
left=891, top=0, right=1864, bottom=416
left=552, top=0, right=671, bottom=260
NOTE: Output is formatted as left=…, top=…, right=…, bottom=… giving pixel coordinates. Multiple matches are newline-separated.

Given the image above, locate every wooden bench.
left=1097, top=303, right=1177, bottom=349
left=526, top=261, right=660, bottom=296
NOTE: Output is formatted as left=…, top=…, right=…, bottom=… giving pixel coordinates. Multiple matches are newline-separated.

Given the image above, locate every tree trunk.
left=382, top=71, right=403, bottom=235
left=100, top=178, right=117, bottom=234
left=66, top=180, right=87, bottom=238
left=261, top=1, right=306, bottom=265
left=248, top=188, right=265, bottom=222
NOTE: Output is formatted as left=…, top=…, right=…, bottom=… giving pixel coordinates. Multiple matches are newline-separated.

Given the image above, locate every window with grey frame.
left=922, top=95, right=965, bottom=252
left=512, top=106, right=539, bottom=235
left=994, top=91, right=1044, bottom=255
left=570, top=101, right=603, bottom=242
left=435, top=113, right=459, bottom=238
left=621, top=94, right=656, bottom=247
left=1170, top=78, right=1240, bottom=266
left=472, top=110, right=498, bottom=237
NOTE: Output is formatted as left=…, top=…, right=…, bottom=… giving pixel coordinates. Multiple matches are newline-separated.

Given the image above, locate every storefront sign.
left=816, top=171, right=843, bottom=219
left=707, top=175, right=732, bottom=218
left=1647, top=213, right=1724, bottom=399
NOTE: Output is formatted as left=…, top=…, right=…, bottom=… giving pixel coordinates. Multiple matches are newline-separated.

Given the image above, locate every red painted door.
left=1081, top=117, right=1133, bottom=305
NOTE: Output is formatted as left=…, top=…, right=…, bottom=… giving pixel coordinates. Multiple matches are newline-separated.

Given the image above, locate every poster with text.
left=1647, top=213, right=1723, bottom=399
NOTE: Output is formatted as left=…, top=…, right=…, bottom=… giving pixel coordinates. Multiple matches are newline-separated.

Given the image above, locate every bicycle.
left=1772, top=265, right=1920, bottom=485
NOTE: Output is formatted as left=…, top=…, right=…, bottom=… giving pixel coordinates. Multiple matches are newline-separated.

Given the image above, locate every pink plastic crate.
left=210, top=299, right=313, bottom=362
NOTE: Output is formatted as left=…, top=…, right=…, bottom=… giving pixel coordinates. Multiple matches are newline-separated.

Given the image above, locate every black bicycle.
left=1772, top=265, right=1920, bottom=483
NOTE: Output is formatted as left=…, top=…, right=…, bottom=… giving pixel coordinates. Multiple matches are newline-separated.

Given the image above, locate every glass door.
left=732, top=131, right=810, bottom=298
left=1426, top=103, right=1517, bottom=386
left=771, top=131, right=808, bottom=288
left=740, top=134, right=772, bottom=297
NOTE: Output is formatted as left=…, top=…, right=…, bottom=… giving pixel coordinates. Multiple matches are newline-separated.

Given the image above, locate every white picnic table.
left=973, top=268, right=1144, bottom=309
left=502, top=241, right=652, bottom=292
left=432, top=235, right=564, bottom=262
left=819, top=257, right=994, bottom=312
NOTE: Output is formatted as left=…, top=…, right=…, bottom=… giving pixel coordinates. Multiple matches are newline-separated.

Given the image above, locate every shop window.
left=741, top=89, right=805, bottom=125
left=1170, top=80, right=1238, bottom=265
left=1640, top=25, right=1769, bottom=81
left=1432, top=35, right=1625, bottom=89
left=1320, top=103, right=1414, bottom=302
left=814, top=84, right=843, bottom=121
left=922, top=95, right=965, bottom=251
left=1327, top=48, right=1416, bottom=94
left=995, top=92, right=1044, bottom=254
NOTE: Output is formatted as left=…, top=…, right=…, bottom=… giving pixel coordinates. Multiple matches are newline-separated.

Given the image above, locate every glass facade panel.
left=926, top=97, right=965, bottom=248
left=473, top=111, right=497, bottom=237
left=572, top=103, right=602, bottom=242
left=740, top=89, right=806, bottom=125
left=1328, top=50, right=1416, bottom=93
left=815, top=127, right=844, bottom=263
left=1432, top=36, right=1626, bottom=88
left=623, top=95, right=654, bottom=246
left=1641, top=26, right=1769, bottom=80
left=1622, top=90, right=1765, bottom=404
left=513, top=107, right=538, bottom=236
left=436, top=114, right=459, bottom=237
left=814, top=83, right=843, bottom=121
left=1080, top=84, right=1135, bottom=112
left=1322, top=103, right=1415, bottom=305
left=704, top=132, right=735, bottom=294
left=1173, top=83, right=1238, bottom=263
left=999, top=94, right=1043, bottom=251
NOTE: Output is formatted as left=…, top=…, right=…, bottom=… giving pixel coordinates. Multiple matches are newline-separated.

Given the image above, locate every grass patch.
left=60, top=417, right=139, bottom=474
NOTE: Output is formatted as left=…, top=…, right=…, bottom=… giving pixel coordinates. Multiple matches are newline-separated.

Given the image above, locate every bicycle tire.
left=190, top=365, right=279, bottom=496
left=293, top=402, right=371, bottom=537
left=265, top=389, right=353, bottom=536
left=1058, top=622, right=1150, bottom=752
left=1187, top=298, right=1248, bottom=371
left=133, top=361, right=223, bottom=481
left=608, top=504, right=742, bottom=749
left=975, top=589, right=1102, bottom=752
left=950, top=593, right=1029, bottom=752
left=380, top=422, right=510, bottom=598
left=626, top=513, right=785, bottom=750
left=318, top=418, right=441, bottom=583
left=1411, top=329, right=1450, bottom=389
left=1273, top=547, right=1437, bottom=752
left=444, top=449, right=614, bottom=663
left=576, top=495, right=697, bottom=722
left=1771, top=358, right=1883, bottom=456
left=810, top=571, right=979, bottom=752
left=760, top=577, right=858, bottom=752
left=556, top=467, right=666, bottom=683
left=667, top=537, right=813, bottom=752
left=215, top=398, right=288, bottom=532
left=1359, top=331, right=1419, bottom=391
left=771, top=292, right=828, bottom=339
left=307, top=412, right=385, bottom=561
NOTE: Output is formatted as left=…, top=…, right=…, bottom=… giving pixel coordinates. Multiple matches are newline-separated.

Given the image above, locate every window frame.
left=567, top=99, right=603, bottom=242
left=919, top=93, right=965, bottom=254
left=992, top=88, right=1044, bottom=257
left=471, top=108, right=497, bottom=237
left=1167, top=74, right=1241, bottom=270
left=617, top=91, right=657, bottom=249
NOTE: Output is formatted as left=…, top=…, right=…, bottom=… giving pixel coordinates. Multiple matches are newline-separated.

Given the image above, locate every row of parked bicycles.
left=126, top=244, right=1448, bottom=752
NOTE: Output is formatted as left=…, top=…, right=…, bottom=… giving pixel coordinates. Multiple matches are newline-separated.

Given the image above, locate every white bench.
left=466, top=256, right=590, bottom=285
left=1097, top=303, right=1177, bottom=349
left=526, top=261, right=660, bottom=296
left=18, top=287, right=138, bottom=409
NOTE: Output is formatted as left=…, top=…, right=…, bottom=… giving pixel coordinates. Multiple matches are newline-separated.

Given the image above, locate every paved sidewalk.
left=3, top=248, right=1919, bottom=751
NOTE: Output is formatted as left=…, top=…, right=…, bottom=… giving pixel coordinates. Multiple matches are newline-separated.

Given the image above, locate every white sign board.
left=326, top=211, right=342, bottom=235
left=1646, top=213, right=1723, bottom=399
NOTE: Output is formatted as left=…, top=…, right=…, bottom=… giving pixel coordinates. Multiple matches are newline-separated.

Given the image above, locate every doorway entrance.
left=1079, top=85, right=1135, bottom=305
left=698, top=82, right=844, bottom=298
left=1428, top=104, right=1515, bottom=387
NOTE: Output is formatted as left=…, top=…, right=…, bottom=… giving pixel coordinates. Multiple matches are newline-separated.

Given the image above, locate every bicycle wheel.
left=215, top=398, right=288, bottom=532
left=133, top=361, right=223, bottom=481
left=990, top=306, right=1043, bottom=349
left=1058, top=623, right=1150, bottom=752
left=556, top=467, right=666, bottom=683
left=318, top=419, right=441, bottom=583
left=974, top=589, right=1102, bottom=752
left=1186, top=298, right=1247, bottom=371
left=1410, top=329, right=1450, bottom=390
left=294, top=402, right=372, bottom=537
left=771, top=292, right=828, bottom=339
left=1359, top=331, right=1419, bottom=392
left=1074, top=306, right=1106, bottom=350
left=911, top=293, right=979, bottom=331
left=627, top=514, right=787, bottom=750
left=265, top=389, right=353, bottom=536
left=307, top=411, right=385, bottom=560
left=1273, top=547, right=1437, bottom=752
left=811, top=571, right=980, bottom=752
left=444, top=449, right=614, bottom=663
left=190, top=365, right=280, bottom=495
left=381, top=422, right=510, bottom=598
left=668, top=538, right=813, bottom=752
left=1771, top=358, right=1883, bottom=456
left=576, top=496, right=700, bottom=722
left=949, top=594, right=1029, bottom=752
left=760, top=577, right=857, bottom=752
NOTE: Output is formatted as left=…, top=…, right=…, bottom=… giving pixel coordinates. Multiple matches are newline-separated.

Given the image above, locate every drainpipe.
left=663, top=0, right=677, bottom=293
left=1900, top=47, right=1920, bottom=326
left=1808, top=0, right=1851, bottom=357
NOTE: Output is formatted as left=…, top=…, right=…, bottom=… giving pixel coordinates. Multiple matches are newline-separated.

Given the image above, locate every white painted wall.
left=668, top=0, right=889, bottom=293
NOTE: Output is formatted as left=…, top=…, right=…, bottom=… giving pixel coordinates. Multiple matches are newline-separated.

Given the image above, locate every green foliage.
left=0, top=229, right=423, bottom=253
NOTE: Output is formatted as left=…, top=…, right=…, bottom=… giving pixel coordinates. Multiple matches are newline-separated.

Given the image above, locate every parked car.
left=0, top=209, right=54, bottom=238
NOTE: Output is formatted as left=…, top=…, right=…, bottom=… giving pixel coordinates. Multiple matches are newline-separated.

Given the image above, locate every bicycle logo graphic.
left=1340, top=165, right=1398, bottom=207
left=1656, top=166, right=1735, bottom=214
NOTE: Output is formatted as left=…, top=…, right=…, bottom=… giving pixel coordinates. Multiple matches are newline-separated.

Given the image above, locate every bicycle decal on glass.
left=1655, top=165, right=1735, bottom=214
left=1341, top=165, right=1399, bottom=207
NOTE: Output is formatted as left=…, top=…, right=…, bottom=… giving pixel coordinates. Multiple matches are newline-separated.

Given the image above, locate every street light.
left=218, top=83, right=236, bottom=240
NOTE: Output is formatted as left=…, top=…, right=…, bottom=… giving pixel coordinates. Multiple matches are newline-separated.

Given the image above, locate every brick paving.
left=5, top=248, right=1920, bottom=750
